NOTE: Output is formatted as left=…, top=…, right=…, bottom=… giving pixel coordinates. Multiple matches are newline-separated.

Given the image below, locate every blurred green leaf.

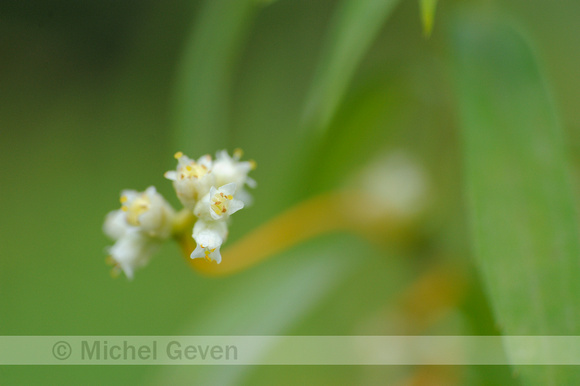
left=419, top=0, right=437, bottom=37
left=453, top=14, right=580, bottom=384
left=306, top=78, right=399, bottom=194
left=172, top=0, right=257, bottom=154
left=301, top=0, right=400, bottom=137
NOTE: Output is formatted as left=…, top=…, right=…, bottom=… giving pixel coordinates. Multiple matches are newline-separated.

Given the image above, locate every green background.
left=1, top=0, right=580, bottom=384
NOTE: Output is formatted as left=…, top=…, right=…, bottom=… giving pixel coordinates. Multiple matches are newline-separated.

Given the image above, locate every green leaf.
left=171, top=0, right=257, bottom=154
left=419, top=0, right=437, bottom=37
left=301, top=0, right=400, bottom=137
left=453, top=14, right=580, bottom=384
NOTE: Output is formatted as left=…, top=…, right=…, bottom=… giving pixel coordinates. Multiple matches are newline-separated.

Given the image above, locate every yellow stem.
left=187, top=191, right=353, bottom=276
left=171, top=208, right=196, bottom=237
left=177, top=189, right=415, bottom=276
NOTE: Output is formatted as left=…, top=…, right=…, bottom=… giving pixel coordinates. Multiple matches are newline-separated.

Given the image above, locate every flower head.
left=103, top=186, right=175, bottom=278
left=164, top=152, right=215, bottom=209
left=103, top=149, right=257, bottom=278
left=118, top=186, right=175, bottom=238
left=194, top=183, right=245, bottom=221
left=166, top=149, right=256, bottom=265
left=190, top=220, right=228, bottom=264
left=212, top=149, right=257, bottom=193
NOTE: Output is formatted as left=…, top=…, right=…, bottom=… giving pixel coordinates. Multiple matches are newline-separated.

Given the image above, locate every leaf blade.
left=453, top=14, right=580, bottom=384
left=301, top=0, right=401, bottom=137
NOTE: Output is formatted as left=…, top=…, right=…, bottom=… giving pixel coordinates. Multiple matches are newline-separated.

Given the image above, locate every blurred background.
left=1, top=0, right=580, bottom=384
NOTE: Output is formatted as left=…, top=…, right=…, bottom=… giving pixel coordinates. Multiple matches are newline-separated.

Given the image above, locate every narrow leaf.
left=453, top=15, right=580, bottom=384
left=420, top=0, right=437, bottom=37
left=302, top=0, right=400, bottom=137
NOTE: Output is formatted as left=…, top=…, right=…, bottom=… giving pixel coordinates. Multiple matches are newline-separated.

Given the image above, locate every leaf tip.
left=420, top=0, right=438, bottom=38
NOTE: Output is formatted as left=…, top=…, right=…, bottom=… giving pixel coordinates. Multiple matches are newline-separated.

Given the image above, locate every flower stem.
left=181, top=190, right=415, bottom=276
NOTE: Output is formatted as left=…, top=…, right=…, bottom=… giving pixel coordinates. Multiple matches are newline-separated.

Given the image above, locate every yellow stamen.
left=204, top=248, right=213, bottom=262
left=125, top=195, right=151, bottom=226
left=234, top=148, right=244, bottom=158
left=249, top=160, right=257, bottom=170
left=120, top=196, right=128, bottom=204
left=174, top=151, right=183, bottom=159
left=180, top=162, right=209, bottom=179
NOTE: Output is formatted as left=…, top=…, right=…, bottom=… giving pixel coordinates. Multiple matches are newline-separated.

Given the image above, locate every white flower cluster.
left=103, top=187, right=175, bottom=279
left=103, top=149, right=256, bottom=279
left=165, top=150, right=255, bottom=264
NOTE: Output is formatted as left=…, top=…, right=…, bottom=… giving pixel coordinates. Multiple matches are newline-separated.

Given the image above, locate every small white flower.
left=164, top=151, right=215, bottom=209
left=190, top=220, right=228, bottom=264
left=103, top=186, right=175, bottom=279
left=194, top=183, right=245, bottom=221
left=118, top=186, right=175, bottom=238
left=107, top=231, right=160, bottom=279
left=212, top=149, right=256, bottom=199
